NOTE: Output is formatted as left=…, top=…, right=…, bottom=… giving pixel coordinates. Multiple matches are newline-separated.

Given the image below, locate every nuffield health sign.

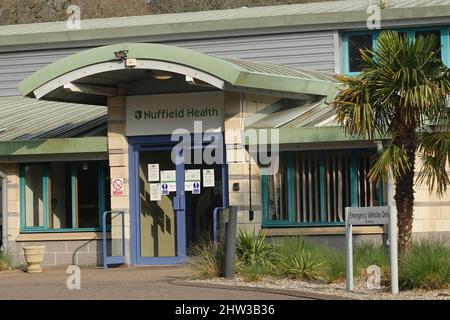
left=126, top=92, right=224, bottom=136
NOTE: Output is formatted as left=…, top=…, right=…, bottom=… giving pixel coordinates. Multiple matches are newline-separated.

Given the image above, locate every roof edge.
left=3, top=5, right=450, bottom=48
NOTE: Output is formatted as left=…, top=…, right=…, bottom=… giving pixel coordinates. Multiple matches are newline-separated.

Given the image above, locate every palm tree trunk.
left=394, top=128, right=416, bottom=253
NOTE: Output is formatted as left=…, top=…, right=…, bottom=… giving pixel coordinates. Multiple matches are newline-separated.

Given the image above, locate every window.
left=20, top=161, right=109, bottom=232
left=346, top=33, right=373, bottom=73
left=23, top=165, right=46, bottom=229
left=415, top=29, right=442, bottom=60
left=262, top=150, right=385, bottom=226
left=265, top=156, right=290, bottom=222
left=343, top=27, right=450, bottom=75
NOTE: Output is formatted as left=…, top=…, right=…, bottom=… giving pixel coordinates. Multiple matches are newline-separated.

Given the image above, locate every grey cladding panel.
left=0, top=48, right=81, bottom=96
left=0, top=31, right=336, bottom=97
left=171, top=31, right=336, bottom=72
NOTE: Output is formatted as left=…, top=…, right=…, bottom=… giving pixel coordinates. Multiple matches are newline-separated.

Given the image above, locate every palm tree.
left=332, top=31, right=450, bottom=252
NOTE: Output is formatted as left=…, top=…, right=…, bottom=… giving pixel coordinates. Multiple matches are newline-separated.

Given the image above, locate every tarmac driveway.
left=0, top=266, right=308, bottom=300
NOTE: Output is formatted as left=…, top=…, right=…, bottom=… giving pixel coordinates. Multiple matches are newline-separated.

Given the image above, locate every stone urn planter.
left=23, top=246, right=45, bottom=273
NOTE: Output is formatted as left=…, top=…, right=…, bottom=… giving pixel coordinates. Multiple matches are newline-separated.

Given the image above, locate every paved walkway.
left=0, top=266, right=307, bottom=300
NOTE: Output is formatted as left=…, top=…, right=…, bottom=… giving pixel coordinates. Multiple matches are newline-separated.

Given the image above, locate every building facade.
left=0, top=0, right=449, bottom=266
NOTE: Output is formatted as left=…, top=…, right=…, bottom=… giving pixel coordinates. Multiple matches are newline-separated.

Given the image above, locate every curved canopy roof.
left=18, top=43, right=338, bottom=102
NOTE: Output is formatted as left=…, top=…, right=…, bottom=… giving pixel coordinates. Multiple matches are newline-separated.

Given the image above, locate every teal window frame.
left=343, top=26, right=450, bottom=75
left=20, top=161, right=108, bottom=233
left=261, top=149, right=384, bottom=228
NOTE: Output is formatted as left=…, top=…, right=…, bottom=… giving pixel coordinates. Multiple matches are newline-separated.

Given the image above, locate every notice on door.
left=111, top=178, right=125, bottom=196
left=161, top=170, right=176, bottom=192
left=148, top=164, right=160, bottom=182
left=161, top=170, right=176, bottom=182
left=203, top=169, right=215, bottom=187
left=150, top=183, right=161, bottom=201
left=185, top=169, right=201, bottom=181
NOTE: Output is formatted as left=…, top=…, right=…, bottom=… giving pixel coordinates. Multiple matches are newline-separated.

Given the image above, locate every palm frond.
left=416, top=131, right=450, bottom=196
left=368, top=143, right=410, bottom=182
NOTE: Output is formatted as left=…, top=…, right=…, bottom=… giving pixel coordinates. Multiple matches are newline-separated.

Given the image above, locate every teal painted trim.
left=287, top=154, right=295, bottom=223
left=43, top=164, right=50, bottom=229
left=342, top=26, right=450, bottom=75
left=319, top=153, right=326, bottom=222
left=378, top=180, right=384, bottom=206
left=441, top=27, right=449, bottom=67
left=262, top=222, right=345, bottom=228
left=350, top=155, right=359, bottom=207
left=98, top=163, right=106, bottom=228
left=20, top=164, right=47, bottom=232
left=342, top=31, right=377, bottom=76
left=261, top=169, right=268, bottom=225
left=71, top=164, right=77, bottom=229
left=19, top=164, right=25, bottom=231
left=20, top=228, right=102, bottom=233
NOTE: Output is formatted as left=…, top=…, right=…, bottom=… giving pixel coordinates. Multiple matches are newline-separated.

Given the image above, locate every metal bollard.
left=223, top=206, right=238, bottom=278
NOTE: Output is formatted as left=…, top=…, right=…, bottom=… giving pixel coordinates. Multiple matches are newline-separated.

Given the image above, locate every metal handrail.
left=102, top=210, right=125, bottom=270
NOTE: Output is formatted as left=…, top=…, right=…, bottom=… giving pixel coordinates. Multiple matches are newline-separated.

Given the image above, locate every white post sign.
left=345, top=206, right=398, bottom=294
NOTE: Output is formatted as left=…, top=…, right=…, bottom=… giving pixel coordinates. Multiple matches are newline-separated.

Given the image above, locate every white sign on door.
left=203, top=169, right=215, bottom=187
left=161, top=170, right=176, bottom=182
left=185, top=169, right=201, bottom=181
left=148, top=164, right=160, bottom=182
left=150, top=183, right=161, bottom=201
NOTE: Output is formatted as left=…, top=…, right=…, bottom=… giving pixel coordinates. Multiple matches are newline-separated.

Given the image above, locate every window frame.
left=342, top=26, right=450, bottom=75
left=20, top=161, right=108, bottom=233
left=261, top=149, right=384, bottom=228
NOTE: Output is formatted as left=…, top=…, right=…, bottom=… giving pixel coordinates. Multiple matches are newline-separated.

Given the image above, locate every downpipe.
left=0, top=171, right=7, bottom=251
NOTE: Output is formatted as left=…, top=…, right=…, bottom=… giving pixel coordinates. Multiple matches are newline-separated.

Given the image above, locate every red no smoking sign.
left=112, top=178, right=124, bottom=196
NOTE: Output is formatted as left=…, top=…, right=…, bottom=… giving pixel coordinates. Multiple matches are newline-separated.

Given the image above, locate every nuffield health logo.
left=135, top=110, right=143, bottom=120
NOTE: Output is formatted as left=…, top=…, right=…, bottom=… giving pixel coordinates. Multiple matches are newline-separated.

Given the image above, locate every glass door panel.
left=139, top=150, right=177, bottom=258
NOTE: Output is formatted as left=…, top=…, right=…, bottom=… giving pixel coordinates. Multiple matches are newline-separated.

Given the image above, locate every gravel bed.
left=190, top=277, right=450, bottom=300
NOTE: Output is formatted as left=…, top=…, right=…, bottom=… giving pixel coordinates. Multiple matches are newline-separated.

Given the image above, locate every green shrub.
left=0, top=250, right=12, bottom=271
left=273, top=237, right=323, bottom=281
left=400, top=241, right=450, bottom=290
left=240, top=263, right=270, bottom=282
left=188, top=239, right=224, bottom=279
left=236, top=229, right=274, bottom=267
left=313, top=246, right=346, bottom=283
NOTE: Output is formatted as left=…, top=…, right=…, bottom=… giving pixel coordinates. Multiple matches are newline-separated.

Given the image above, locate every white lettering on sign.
left=112, top=178, right=124, bottom=196
left=126, top=92, right=224, bottom=136
left=347, top=207, right=390, bottom=225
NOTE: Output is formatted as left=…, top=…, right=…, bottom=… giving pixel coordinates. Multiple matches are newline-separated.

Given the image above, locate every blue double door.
left=129, top=136, right=226, bottom=265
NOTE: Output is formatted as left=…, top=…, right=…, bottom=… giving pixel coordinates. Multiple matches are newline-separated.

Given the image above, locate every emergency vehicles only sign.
left=347, top=207, right=390, bottom=225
